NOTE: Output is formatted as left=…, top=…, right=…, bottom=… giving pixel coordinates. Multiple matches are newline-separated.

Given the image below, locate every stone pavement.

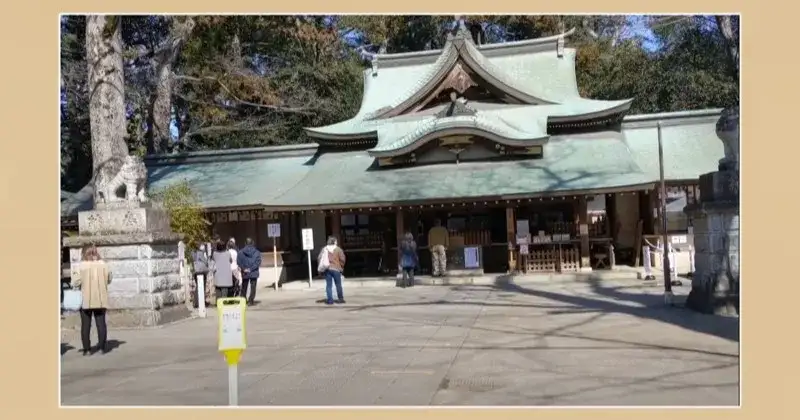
left=60, top=276, right=739, bottom=406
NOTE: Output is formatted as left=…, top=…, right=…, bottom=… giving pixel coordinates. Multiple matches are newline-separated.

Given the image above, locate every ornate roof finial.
left=451, top=15, right=470, bottom=39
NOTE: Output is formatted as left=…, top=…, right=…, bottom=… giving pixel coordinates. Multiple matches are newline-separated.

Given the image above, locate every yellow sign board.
left=217, top=297, right=247, bottom=365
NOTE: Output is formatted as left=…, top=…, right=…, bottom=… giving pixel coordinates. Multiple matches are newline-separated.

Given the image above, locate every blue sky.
left=626, top=15, right=660, bottom=52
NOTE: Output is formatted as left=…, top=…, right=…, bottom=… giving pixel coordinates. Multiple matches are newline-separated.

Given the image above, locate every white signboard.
left=464, top=247, right=480, bottom=269
left=671, top=235, right=687, bottom=244
left=301, top=228, right=314, bottom=251
left=218, top=300, right=246, bottom=351
left=579, top=224, right=589, bottom=236
left=267, top=223, right=281, bottom=238
left=520, top=244, right=529, bottom=255
left=515, top=233, right=529, bottom=245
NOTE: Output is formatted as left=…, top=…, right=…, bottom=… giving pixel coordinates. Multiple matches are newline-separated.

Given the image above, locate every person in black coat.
left=237, top=238, right=262, bottom=306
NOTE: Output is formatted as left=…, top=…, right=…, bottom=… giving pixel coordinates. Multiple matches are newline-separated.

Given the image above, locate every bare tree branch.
left=582, top=18, right=599, bottom=39
left=173, top=73, right=315, bottom=114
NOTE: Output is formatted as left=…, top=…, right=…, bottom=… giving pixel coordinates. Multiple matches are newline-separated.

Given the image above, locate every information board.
left=267, top=223, right=281, bottom=238
left=218, top=298, right=247, bottom=352
left=301, top=228, right=314, bottom=251
left=464, top=247, right=480, bottom=269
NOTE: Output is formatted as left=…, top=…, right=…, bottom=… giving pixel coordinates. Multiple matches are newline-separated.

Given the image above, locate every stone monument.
left=684, top=106, right=740, bottom=315
left=63, top=154, right=190, bottom=328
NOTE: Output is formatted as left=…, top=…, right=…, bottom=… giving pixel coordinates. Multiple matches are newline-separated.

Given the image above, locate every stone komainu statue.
left=93, top=154, right=148, bottom=205
left=715, top=105, right=740, bottom=172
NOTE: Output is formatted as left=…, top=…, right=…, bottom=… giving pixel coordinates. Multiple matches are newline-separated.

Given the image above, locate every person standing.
left=72, top=244, right=111, bottom=355
left=237, top=238, right=262, bottom=306
left=227, top=238, right=241, bottom=296
left=317, top=236, right=347, bottom=305
left=398, top=232, right=419, bottom=288
left=191, top=244, right=210, bottom=309
left=427, top=219, right=449, bottom=277
left=210, top=240, right=235, bottom=302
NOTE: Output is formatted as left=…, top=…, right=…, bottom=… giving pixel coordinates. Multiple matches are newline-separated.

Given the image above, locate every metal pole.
left=228, top=363, right=238, bottom=406
left=657, top=122, right=673, bottom=302
left=197, top=274, right=206, bottom=318
left=273, top=238, right=279, bottom=291
left=307, top=250, right=313, bottom=288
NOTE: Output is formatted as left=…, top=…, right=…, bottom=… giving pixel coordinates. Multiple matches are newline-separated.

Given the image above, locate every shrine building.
left=62, top=26, right=724, bottom=280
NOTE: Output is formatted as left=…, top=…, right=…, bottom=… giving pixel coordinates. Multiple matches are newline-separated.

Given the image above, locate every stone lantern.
left=684, top=105, right=740, bottom=315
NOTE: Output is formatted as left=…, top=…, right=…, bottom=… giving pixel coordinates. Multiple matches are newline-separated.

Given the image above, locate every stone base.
left=61, top=304, right=192, bottom=329
left=685, top=288, right=739, bottom=316
left=444, top=268, right=484, bottom=277
left=684, top=169, right=740, bottom=316
left=77, top=205, right=172, bottom=236
left=697, top=170, right=739, bottom=203
left=64, top=206, right=189, bottom=327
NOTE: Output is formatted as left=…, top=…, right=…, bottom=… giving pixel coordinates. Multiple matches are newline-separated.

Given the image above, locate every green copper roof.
left=268, top=134, right=652, bottom=208
left=61, top=110, right=725, bottom=217
left=371, top=113, right=549, bottom=156
left=146, top=145, right=316, bottom=209
left=621, top=110, right=724, bottom=180
left=305, top=28, right=632, bottom=141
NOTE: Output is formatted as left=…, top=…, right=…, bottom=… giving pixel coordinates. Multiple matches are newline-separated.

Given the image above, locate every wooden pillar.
left=395, top=209, right=404, bottom=270
left=649, top=189, right=660, bottom=235
left=607, top=193, right=618, bottom=243
left=330, top=213, right=341, bottom=242
left=578, top=196, right=591, bottom=270
left=506, top=206, right=516, bottom=273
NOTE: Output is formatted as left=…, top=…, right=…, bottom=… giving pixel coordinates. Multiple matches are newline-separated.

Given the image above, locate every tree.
left=150, top=181, right=210, bottom=253
left=147, top=16, right=196, bottom=154
left=61, top=15, right=92, bottom=192
left=646, top=15, right=739, bottom=110
left=714, top=15, right=739, bottom=80
left=85, top=15, right=130, bottom=175
left=173, top=16, right=363, bottom=149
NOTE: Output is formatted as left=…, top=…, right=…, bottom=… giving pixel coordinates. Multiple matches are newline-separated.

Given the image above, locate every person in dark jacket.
left=398, top=232, right=418, bottom=288
left=237, top=238, right=262, bottom=306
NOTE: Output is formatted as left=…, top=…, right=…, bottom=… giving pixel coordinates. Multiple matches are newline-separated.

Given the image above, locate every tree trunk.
left=146, top=17, right=195, bottom=154
left=85, top=15, right=129, bottom=173
left=715, top=15, right=739, bottom=80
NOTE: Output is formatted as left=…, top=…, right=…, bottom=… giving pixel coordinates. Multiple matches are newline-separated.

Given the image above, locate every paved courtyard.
left=60, top=277, right=739, bottom=406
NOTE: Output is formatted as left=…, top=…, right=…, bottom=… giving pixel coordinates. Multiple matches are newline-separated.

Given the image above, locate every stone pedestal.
left=63, top=204, right=190, bottom=328
left=684, top=171, right=740, bottom=315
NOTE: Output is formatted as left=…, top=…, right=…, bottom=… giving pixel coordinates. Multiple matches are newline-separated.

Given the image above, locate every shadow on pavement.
left=61, top=343, right=75, bottom=356
left=491, top=275, right=739, bottom=343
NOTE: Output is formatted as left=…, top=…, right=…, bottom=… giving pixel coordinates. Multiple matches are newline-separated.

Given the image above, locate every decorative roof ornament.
left=435, top=92, right=477, bottom=118
left=371, top=55, right=379, bottom=76
left=371, top=42, right=387, bottom=77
